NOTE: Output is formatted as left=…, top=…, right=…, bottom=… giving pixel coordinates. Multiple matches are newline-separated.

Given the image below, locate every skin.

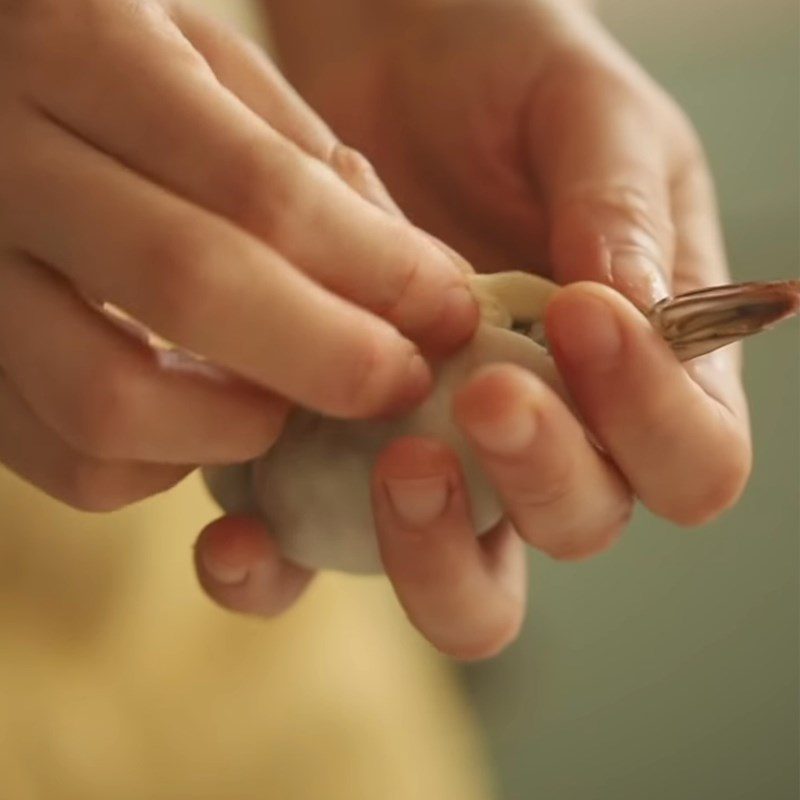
left=196, top=0, right=752, bottom=660
left=0, top=0, right=477, bottom=508
left=0, top=0, right=752, bottom=659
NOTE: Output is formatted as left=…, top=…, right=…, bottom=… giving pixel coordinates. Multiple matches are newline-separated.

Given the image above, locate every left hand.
left=198, top=0, right=752, bottom=659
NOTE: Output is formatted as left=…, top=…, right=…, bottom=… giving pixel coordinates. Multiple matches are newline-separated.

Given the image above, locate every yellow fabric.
left=0, top=470, right=492, bottom=800
left=0, top=3, right=493, bottom=798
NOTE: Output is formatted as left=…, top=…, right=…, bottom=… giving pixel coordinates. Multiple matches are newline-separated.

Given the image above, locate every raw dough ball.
left=204, top=323, right=564, bottom=574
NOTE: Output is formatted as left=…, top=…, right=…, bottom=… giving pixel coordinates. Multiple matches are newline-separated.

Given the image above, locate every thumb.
left=528, top=65, right=674, bottom=308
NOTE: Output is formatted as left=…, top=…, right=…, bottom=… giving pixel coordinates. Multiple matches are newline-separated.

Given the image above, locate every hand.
left=0, top=0, right=476, bottom=511
left=211, top=0, right=749, bottom=659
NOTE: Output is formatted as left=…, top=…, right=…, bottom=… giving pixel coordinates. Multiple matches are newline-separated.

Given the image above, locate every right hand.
left=0, top=0, right=476, bottom=511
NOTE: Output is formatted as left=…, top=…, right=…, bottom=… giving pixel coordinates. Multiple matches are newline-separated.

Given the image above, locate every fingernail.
left=553, top=292, right=622, bottom=367
left=611, top=249, right=669, bottom=309
left=384, top=475, right=450, bottom=528
left=466, top=402, right=537, bottom=456
left=200, top=551, right=249, bottom=586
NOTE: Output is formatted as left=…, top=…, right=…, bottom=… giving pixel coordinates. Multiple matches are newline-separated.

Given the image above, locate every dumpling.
left=204, top=272, right=562, bottom=574
left=203, top=274, right=800, bottom=574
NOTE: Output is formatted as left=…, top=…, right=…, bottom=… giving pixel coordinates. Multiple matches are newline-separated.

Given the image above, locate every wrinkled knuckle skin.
left=66, top=363, right=142, bottom=459
left=378, top=239, right=425, bottom=322
left=569, top=183, right=670, bottom=249
left=330, top=144, right=378, bottom=189
left=443, top=610, right=524, bottom=663
left=333, top=336, right=396, bottom=418
left=328, top=143, right=403, bottom=217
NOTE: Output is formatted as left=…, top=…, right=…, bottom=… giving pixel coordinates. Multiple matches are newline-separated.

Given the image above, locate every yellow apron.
left=0, top=3, right=493, bottom=798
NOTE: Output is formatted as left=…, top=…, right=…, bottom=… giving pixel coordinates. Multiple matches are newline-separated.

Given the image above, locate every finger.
left=170, top=3, right=404, bottom=216
left=170, top=1, right=339, bottom=161
left=0, top=253, right=288, bottom=463
left=22, top=2, right=475, bottom=352
left=372, top=437, right=527, bottom=661
left=2, top=114, right=431, bottom=419
left=0, top=374, right=190, bottom=511
left=194, top=516, right=314, bottom=617
left=668, top=141, right=749, bottom=419
left=453, top=364, right=633, bottom=560
left=546, top=282, right=752, bottom=526
left=528, top=63, right=673, bottom=308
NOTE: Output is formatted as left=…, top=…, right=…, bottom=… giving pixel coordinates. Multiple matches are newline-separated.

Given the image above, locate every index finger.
left=4, top=114, right=432, bottom=419
left=23, top=0, right=476, bottom=353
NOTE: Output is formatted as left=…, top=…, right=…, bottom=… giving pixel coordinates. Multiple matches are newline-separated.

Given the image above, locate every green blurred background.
left=460, top=1, right=799, bottom=798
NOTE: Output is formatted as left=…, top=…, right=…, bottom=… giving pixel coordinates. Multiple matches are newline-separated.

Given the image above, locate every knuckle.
left=328, top=143, right=400, bottom=215
left=66, top=362, right=142, bottom=458
left=217, top=136, right=308, bottom=239
left=229, top=397, right=290, bottom=460
left=333, top=333, right=397, bottom=417
left=376, top=237, right=425, bottom=320
left=143, top=220, right=217, bottom=335
left=567, top=182, right=671, bottom=249
left=329, top=144, right=377, bottom=189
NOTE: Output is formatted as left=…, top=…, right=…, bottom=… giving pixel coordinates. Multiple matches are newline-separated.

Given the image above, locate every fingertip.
left=195, top=516, right=273, bottom=586
left=545, top=281, right=662, bottom=369
left=195, top=518, right=314, bottom=617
